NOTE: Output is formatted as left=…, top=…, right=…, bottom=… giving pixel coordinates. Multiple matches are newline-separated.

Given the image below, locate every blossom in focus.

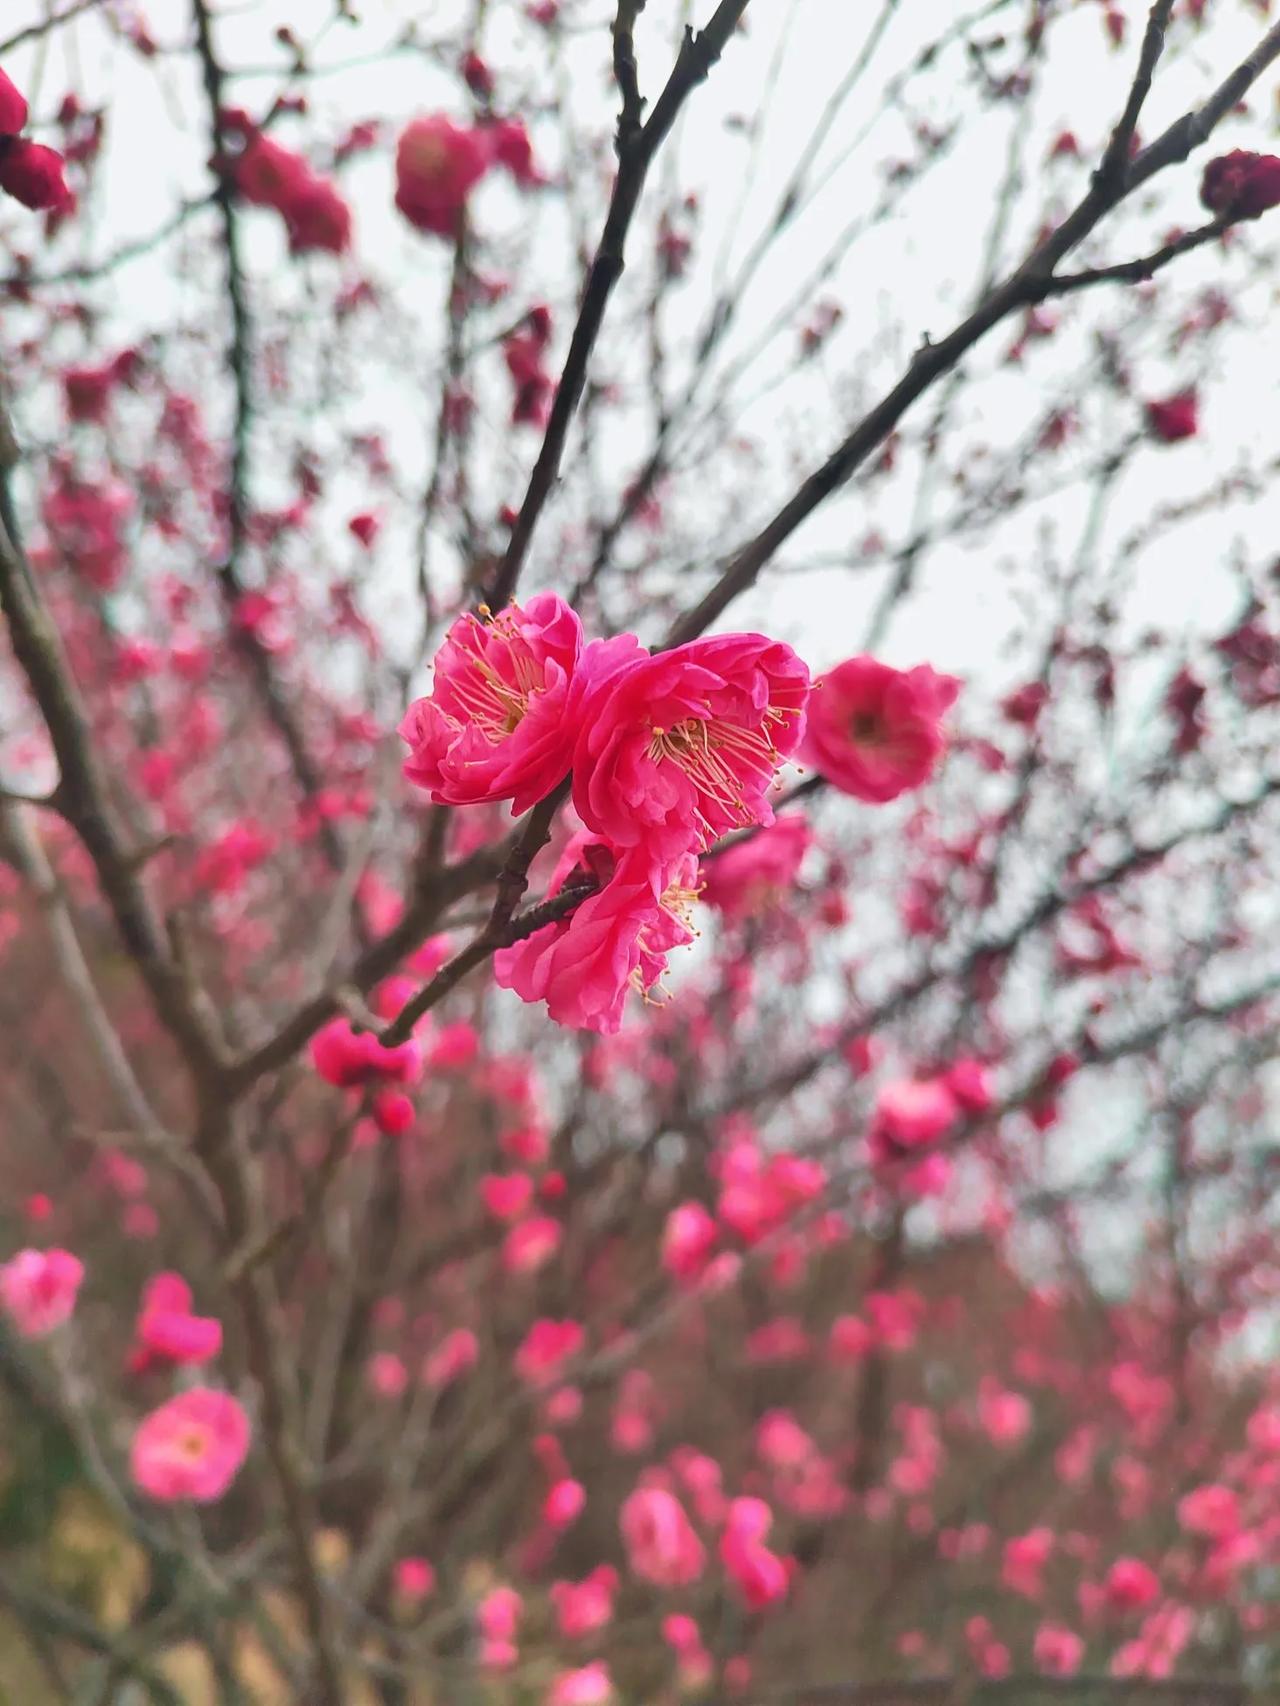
left=0, top=1247, right=83, bottom=1337
left=494, top=844, right=699, bottom=1034
left=400, top=595, right=583, bottom=814
left=130, top=1387, right=250, bottom=1503
left=572, top=634, right=810, bottom=861
left=801, top=655, right=960, bottom=804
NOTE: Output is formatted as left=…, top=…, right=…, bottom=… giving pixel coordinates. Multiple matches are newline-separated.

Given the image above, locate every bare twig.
left=662, top=17, right=1280, bottom=647
left=486, top=0, right=752, bottom=611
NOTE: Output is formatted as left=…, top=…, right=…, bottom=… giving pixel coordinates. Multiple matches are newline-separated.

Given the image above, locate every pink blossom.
left=620, top=1485, right=706, bottom=1587
left=130, top=1388, right=250, bottom=1503
left=700, top=813, right=813, bottom=918
left=978, top=1379, right=1032, bottom=1447
left=310, top=1018, right=422, bottom=1089
left=393, top=1556, right=436, bottom=1603
left=543, top=1477, right=586, bottom=1528
left=480, top=1172, right=535, bottom=1220
left=1145, top=390, right=1198, bottom=444
left=828, top=1315, right=873, bottom=1362
left=395, top=114, right=493, bottom=236
left=546, top=1662, right=613, bottom=1706
left=869, top=1078, right=959, bottom=1169
left=494, top=846, right=698, bottom=1035
left=422, top=1327, right=479, bottom=1387
left=1034, top=1622, right=1084, bottom=1676
left=1201, top=149, right=1280, bottom=219
left=488, top=118, right=543, bottom=187
left=662, top=1201, right=718, bottom=1283
left=129, top=1272, right=222, bottom=1372
left=367, top=1352, right=409, bottom=1399
left=1002, top=1527, right=1054, bottom=1598
left=0, top=138, right=72, bottom=212
left=865, top=1289, right=924, bottom=1350
left=477, top=1584, right=523, bottom=1644
left=801, top=655, right=959, bottom=803
left=1177, top=1482, right=1240, bottom=1540
left=514, top=1318, right=584, bottom=1384
left=401, top=596, right=583, bottom=813
left=551, top=1567, right=617, bottom=1638
left=504, top=1216, right=562, bottom=1273
left=945, top=1056, right=995, bottom=1112
left=1104, top=1557, right=1160, bottom=1612
left=572, top=634, right=810, bottom=861
left=0, top=68, right=29, bottom=136
left=0, top=1248, right=83, bottom=1337
left=720, top=1497, right=790, bottom=1611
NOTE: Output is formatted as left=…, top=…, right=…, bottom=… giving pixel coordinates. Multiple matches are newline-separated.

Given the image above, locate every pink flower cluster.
left=401, top=597, right=811, bottom=1032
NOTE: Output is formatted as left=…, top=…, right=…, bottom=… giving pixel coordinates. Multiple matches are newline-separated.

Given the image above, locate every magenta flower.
left=494, top=845, right=699, bottom=1034
left=1201, top=149, right=1280, bottom=220
left=572, top=634, right=810, bottom=861
left=0, top=1248, right=83, bottom=1337
left=128, top=1272, right=222, bottom=1373
left=400, top=594, right=584, bottom=814
left=801, top=655, right=960, bottom=803
left=620, top=1485, right=706, bottom=1587
left=130, top=1387, right=250, bottom=1503
left=395, top=114, right=493, bottom=237
left=699, top=811, right=812, bottom=918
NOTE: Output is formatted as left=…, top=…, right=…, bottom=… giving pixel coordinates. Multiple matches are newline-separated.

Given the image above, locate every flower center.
left=647, top=715, right=789, bottom=840
left=849, top=711, right=884, bottom=744
left=176, top=1426, right=208, bottom=1462
left=448, top=606, right=544, bottom=744
left=406, top=134, right=449, bottom=181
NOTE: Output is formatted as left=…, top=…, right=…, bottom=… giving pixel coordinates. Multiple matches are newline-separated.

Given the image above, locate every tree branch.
left=485, top=0, right=751, bottom=611
left=661, top=16, right=1280, bottom=647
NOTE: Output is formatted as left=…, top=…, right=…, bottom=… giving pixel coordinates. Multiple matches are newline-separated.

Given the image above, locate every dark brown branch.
left=1094, top=0, right=1178, bottom=195
left=0, top=463, right=226, bottom=1085
left=226, top=833, right=512, bottom=1090
left=378, top=783, right=576, bottom=1047
left=486, top=0, right=751, bottom=611
left=1041, top=216, right=1231, bottom=296
left=612, top=0, right=648, bottom=143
